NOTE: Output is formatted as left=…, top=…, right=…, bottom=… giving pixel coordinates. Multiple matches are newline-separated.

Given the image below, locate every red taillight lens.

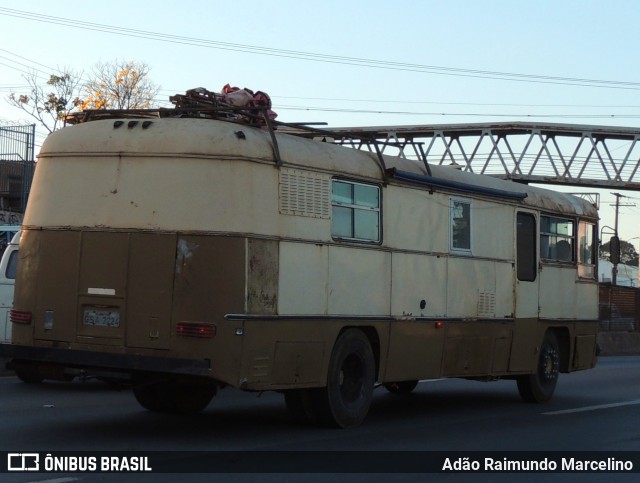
left=10, top=310, right=33, bottom=324
left=176, top=322, right=216, bottom=338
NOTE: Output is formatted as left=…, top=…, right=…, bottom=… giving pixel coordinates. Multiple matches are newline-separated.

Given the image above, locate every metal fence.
left=0, top=123, right=35, bottom=161
left=0, top=123, right=36, bottom=213
left=599, top=284, right=639, bottom=332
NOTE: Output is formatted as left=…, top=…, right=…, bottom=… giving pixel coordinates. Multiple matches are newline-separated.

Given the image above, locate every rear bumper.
left=0, top=343, right=212, bottom=377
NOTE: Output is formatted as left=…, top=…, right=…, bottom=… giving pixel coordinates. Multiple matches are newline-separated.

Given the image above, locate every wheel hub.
left=540, top=347, right=559, bottom=382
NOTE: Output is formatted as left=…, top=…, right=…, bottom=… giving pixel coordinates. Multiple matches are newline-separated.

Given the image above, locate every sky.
left=1, top=0, right=640, bottom=247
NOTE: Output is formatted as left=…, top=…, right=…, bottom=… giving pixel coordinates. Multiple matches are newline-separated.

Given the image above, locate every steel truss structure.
left=295, top=122, right=640, bottom=191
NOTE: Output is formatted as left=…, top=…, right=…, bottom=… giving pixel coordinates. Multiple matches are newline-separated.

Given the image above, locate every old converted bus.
left=1, top=111, right=599, bottom=428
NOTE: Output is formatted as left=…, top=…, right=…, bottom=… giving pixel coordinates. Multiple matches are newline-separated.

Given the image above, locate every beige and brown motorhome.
left=0, top=111, right=599, bottom=428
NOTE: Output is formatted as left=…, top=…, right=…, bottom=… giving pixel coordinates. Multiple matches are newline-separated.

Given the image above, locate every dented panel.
left=246, top=239, right=278, bottom=315
left=171, top=235, right=246, bottom=331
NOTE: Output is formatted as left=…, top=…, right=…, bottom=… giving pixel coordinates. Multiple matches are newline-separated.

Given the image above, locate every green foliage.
left=600, top=238, right=639, bottom=266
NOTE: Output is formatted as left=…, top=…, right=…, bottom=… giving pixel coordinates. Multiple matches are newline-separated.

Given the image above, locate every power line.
left=272, top=95, right=640, bottom=109
left=1, top=6, right=640, bottom=90
left=277, top=104, right=640, bottom=119
left=3, top=47, right=640, bottom=115
left=0, top=48, right=63, bottom=76
left=3, top=40, right=640, bottom=124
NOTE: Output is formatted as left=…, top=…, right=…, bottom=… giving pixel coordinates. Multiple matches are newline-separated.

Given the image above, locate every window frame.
left=450, top=197, right=472, bottom=253
left=577, top=220, right=597, bottom=279
left=4, top=249, right=18, bottom=280
left=540, top=214, right=576, bottom=264
left=516, top=212, right=538, bottom=282
left=330, top=178, right=382, bottom=244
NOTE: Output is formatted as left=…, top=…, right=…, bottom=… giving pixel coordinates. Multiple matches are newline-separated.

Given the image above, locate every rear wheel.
left=133, top=378, right=217, bottom=414
left=311, top=329, right=376, bottom=428
left=133, top=383, right=166, bottom=412
left=14, top=361, right=44, bottom=384
left=284, top=389, right=317, bottom=424
left=517, top=331, right=560, bottom=403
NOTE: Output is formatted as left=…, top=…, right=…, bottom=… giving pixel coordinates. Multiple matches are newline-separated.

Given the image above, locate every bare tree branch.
left=6, top=68, right=83, bottom=133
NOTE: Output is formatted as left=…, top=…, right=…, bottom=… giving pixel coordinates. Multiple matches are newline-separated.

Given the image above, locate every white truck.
left=0, top=229, right=20, bottom=343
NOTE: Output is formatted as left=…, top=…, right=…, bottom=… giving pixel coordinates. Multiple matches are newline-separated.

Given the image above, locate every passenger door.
left=515, top=211, right=539, bottom=318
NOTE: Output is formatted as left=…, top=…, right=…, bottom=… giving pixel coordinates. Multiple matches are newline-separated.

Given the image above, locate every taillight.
left=10, top=310, right=32, bottom=324
left=176, top=322, right=216, bottom=338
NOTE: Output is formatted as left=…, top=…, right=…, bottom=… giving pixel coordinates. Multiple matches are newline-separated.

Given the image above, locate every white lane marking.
left=543, top=399, right=640, bottom=415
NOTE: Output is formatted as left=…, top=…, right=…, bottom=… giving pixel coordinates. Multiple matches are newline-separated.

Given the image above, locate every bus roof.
left=43, top=117, right=598, bottom=219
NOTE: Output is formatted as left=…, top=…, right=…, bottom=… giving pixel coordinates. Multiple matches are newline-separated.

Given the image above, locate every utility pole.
left=610, top=192, right=635, bottom=285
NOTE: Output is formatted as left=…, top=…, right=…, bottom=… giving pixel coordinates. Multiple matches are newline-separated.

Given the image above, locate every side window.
left=540, top=215, right=575, bottom=263
left=451, top=199, right=471, bottom=251
left=331, top=180, right=380, bottom=242
left=577, top=221, right=596, bottom=278
left=516, top=213, right=537, bottom=282
left=5, top=250, right=18, bottom=280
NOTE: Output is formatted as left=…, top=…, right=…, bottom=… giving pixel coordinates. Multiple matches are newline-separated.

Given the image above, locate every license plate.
left=83, top=309, right=120, bottom=327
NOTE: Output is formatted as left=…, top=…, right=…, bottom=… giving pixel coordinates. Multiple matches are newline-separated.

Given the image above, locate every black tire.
left=284, top=389, right=317, bottom=424
left=14, top=362, right=44, bottom=384
left=517, top=331, right=560, bottom=403
left=133, top=382, right=170, bottom=412
left=133, top=379, right=217, bottom=414
left=312, top=329, right=376, bottom=428
left=384, top=380, right=419, bottom=395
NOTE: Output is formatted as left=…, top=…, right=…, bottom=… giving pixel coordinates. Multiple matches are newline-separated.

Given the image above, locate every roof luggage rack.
left=64, top=87, right=398, bottom=178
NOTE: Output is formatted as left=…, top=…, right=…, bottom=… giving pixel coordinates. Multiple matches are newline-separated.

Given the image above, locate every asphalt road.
left=0, top=356, right=639, bottom=482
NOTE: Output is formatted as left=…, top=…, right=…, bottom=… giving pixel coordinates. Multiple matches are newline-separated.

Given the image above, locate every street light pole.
left=610, top=193, right=635, bottom=285
left=612, top=193, right=622, bottom=285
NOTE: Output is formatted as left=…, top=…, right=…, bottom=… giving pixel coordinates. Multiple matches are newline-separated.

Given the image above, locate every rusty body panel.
left=1, top=115, right=600, bottom=424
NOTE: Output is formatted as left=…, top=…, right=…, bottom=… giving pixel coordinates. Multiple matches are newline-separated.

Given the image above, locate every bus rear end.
left=5, top=118, right=268, bottom=410
left=10, top=229, right=249, bottom=403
